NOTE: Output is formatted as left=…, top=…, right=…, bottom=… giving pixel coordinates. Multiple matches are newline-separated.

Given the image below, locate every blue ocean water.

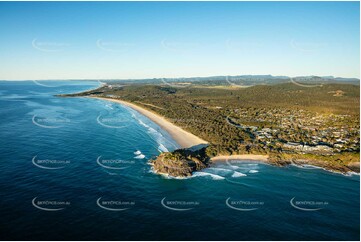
left=0, top=81, right=359, bottom=240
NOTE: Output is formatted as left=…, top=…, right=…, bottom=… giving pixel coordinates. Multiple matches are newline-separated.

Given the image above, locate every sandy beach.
left=92, top=97, right=208, bottom=149
left=211, top=154, right=269, bottom=162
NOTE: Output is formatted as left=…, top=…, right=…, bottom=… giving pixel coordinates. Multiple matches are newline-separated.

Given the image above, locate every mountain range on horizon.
left=101, top=74, right=360, bottom=86
left=1, top=75, right=359, bottom=85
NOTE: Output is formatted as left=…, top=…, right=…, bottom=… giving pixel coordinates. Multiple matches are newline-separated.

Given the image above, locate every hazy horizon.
left=1, top=73, right=360, bottom=82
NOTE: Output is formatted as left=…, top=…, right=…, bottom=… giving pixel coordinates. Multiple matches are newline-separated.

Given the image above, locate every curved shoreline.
left=83, top=97, right=358, bottom=177
left=91, top=97, right=208, bottom=149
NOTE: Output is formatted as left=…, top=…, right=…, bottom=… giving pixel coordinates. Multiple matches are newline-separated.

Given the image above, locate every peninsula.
left=59, top=79, right=360, bottom=177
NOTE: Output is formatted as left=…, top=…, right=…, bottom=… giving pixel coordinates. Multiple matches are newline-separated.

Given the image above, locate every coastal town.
left=227, top=108, right=360, bottom=155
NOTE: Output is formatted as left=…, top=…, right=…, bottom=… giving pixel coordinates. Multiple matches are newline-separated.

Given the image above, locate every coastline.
left=71, top=95, right=359, bottom=177
left=91, top=97, right=208, bottom=149
left=211, top=155, right=359, bottom=176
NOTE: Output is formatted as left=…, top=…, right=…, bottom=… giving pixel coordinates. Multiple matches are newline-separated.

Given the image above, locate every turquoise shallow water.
left=0, top=81, right=359, bottom=240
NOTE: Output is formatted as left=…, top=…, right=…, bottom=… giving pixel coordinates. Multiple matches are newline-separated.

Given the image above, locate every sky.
left=0, top=1, right=359, bottom=80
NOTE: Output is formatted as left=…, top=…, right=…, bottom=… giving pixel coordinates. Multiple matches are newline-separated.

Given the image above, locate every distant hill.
left=104, top=75, right=360, bottom=86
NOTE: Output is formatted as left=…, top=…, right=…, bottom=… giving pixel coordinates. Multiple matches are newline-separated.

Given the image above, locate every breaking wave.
left=192, top=172, right=225, bottom=180
left=134, top=150, right=142, bottom=155
left=134, top=154, right=145, bottom=159
left=158, top=143, right=169, bottom=152
left=231, top=171, right=247, bottom=178
left=131, top=110, right=178, bottom=152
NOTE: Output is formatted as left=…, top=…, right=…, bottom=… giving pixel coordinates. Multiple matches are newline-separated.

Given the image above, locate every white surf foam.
left=205, top=167, right=234, bottom=175
left=192, top=172, right=225, bottom=180
left=134, top=154, right=145, bottom=159
left=345, top=171, right=360, bottom=176
left=227, top=165, right=240, bottom=170
left=231, top=171, right=247, bottom=177
left=249, top=170, right=259, bottom=173
left=158, top=144, right=169, bottom=153
left=105, top=103, right=114, bottom=109
left=161, top=174, right=190, bottom=180
left=137, top=118, right=150, bottom=129
left=131, top=110, right=179, bottom=152
left=147, top=127, right=157, bottom=133
left=134, top=150, right=142, bottom=155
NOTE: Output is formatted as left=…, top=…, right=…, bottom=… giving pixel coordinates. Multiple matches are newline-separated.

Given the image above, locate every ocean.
left=0, top=80, right=359, bottom=240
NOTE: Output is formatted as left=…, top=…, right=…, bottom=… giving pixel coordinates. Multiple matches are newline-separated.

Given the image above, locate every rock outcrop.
left=151, top=148, right=210, bottom=177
